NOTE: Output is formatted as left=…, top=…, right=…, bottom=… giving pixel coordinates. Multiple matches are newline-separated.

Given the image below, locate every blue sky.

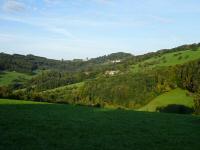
left=0, top=0, right=200, bottom=60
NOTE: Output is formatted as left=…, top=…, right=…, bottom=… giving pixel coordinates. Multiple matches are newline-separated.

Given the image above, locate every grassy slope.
left=43, top=82, right=84, bottom=92
left=139, top=88, right=194, bottom=112
left=0, top=71, right=33, bottom=86
left=131, top=49, right=200, bottom=72
left=0, top=99, right=200, bottom=150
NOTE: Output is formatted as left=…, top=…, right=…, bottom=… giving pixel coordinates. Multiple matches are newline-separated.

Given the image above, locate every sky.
left=0, top=0, right=200, bottom=60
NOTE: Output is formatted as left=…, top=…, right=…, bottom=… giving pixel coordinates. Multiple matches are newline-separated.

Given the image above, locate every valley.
left=1, top=43, right=200, bottom=114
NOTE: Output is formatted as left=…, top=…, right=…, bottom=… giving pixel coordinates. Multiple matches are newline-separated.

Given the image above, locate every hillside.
left=139, top=88, right=194, bottom=112
left=131, top=48, right=200, bottom=73
left=0, top=99, right=200, bottom=150
left=1, top=43, right=200, bottom=114
left=0, top=52, right=132, bottom=73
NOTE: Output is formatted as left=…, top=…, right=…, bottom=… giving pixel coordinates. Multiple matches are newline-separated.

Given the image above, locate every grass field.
left=139, top=88, right=194, bottom=112
left=0, top=99, right=200, bottom=150
left=0, top=71, right=33, bottom=86
left=131, top=49, right=200, bottom=72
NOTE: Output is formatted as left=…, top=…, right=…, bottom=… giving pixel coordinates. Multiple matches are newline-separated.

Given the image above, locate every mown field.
left=0, top=99, right=200, bottom=150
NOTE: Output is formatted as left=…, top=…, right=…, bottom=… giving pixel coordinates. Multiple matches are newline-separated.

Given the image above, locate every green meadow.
left=131, top=49, right=200, bottom=72
left=0, top=99, right=200, bottom=150
left=0, top=71, right=33, bottom=86
left=139, top=88, right=194, bottom=112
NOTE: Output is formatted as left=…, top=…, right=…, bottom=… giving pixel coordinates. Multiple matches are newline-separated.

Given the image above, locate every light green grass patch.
left=131, top=49, right=200, bottom=73
left=139, top=88, right=194, bottom=112
left=0, top=71, right=33, bottom=86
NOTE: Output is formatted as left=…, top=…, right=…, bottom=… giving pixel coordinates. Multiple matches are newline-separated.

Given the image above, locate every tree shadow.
left=156, top=104, right=194, bottom=114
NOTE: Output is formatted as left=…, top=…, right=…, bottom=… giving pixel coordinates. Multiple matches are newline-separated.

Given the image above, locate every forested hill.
left=0, top=52, right=133, bottom=73
left=1, top=43, right=200, bottom=114
left=1, top=43, right=200, bottom=74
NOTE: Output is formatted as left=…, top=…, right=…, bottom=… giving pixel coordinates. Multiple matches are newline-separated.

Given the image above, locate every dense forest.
left=1, top=43, right=200, bottom=114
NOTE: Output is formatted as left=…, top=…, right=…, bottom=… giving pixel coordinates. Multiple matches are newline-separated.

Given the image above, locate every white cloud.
left=2, top=0, right=26, bottom=13
left=0, top=15, right=75, bottom=39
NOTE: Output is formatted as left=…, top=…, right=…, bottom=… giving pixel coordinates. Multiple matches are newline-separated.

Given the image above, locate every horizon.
left=1, top=0, right=200, bottom=59
left=1, top=42, right=199, bottom=60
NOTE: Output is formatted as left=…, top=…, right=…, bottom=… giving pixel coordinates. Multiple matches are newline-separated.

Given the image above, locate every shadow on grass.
left=156, top=104, right=194, bottom=114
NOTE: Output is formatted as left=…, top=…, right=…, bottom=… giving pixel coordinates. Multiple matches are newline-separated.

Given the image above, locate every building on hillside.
left=111, top=60, right=121, bottom=63
left=105, top=70, right=119, bottom=76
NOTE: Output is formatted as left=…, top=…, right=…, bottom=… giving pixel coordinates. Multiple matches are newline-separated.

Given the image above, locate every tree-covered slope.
left=0, top=52, right=132, bottom=73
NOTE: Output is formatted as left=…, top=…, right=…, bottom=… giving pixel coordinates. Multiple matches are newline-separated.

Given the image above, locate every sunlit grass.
left=0, top=71, right=33, bottom=86
left=139, top=88, right=194, bottom=112
left=131, top=49, right=200, bottom=73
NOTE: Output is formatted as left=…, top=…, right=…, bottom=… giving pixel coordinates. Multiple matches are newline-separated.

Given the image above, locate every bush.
left=174, top=53, right=182, bottom=57
left=184, top=55, right=189, bottom=59
left=178, top=56, right=183, bottom=60
left=191, top=47, right=199, bottom=51
left=163, top=60, right=167, bottom=63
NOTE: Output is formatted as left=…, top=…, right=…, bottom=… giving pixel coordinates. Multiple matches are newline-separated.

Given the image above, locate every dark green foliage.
left=0, top=53, right=58, bottom=73
left=29, top=70, right=89, bottom=91
left=0, top=86, right=11, bottom=98
left=89, top=52, right=133, bottom=64
left=176, top=59, right=200, bottom=92
left=185, top=55, right=189, bottom=59
left=76, top=68, right=176, bottom=108
left=178, top=56, right=183, bottom=60
left=0, top=52, right=132, bottom=73
left=194, top=93, right=200, bottom=114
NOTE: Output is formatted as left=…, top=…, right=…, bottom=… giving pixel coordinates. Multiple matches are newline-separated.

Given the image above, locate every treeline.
left=176, top=59, right=200, bottom=114
left=89, top=52, right=133, bottom=64
left=1, top=43, right=199, bottom=74
left=176, top=59, right=200, bottom=93
left=0, top=52, right=132, bottom=73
